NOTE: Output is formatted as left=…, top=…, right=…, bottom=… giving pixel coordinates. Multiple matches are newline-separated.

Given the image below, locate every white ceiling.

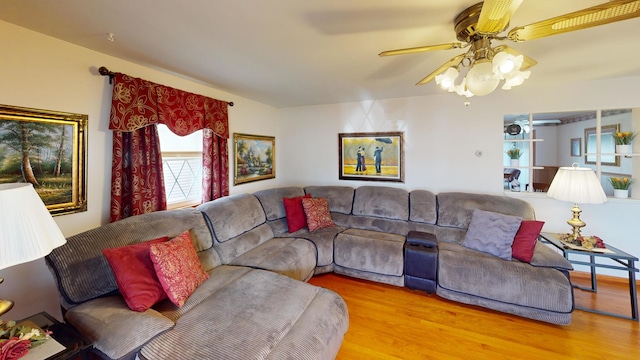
left=2, top=0, right=640, bottom=108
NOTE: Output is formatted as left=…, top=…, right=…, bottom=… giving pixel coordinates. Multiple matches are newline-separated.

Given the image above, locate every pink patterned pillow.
left=149, top=230, right=209, bottom=307
left=301, top=197, right=335, bottom=232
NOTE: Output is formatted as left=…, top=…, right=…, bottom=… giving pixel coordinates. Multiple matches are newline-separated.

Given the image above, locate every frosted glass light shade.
left=465, top=60, right=500, bottom=96
left=547, top=165, right=607, bottom=204
left=0, top=183, right=66, bottom=270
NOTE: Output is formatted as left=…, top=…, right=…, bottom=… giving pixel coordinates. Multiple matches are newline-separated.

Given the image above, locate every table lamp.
left=546, top=163, right=607, bottom=241
left=0, top=183, right=67, bottom=316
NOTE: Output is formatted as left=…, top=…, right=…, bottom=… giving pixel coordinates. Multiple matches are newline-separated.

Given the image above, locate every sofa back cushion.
left=352, top=186, right=409, bottom=220
left=197, top=193, right=274, bottom=263
left=253, top=187, right=305, bottom=221
left=46, top=208, right=218, bottom=306
left=409, top=190, right=437, bottom=224
left=436, top=192, right=535, bottom=244
left=303, top=186, right=355, bottom=214
left=348, top=186, right=409, bottom=235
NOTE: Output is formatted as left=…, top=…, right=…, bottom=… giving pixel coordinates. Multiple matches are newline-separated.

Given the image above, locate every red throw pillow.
left=283, top=194, right=312, bottom=232
left=512, top=220, right=545, bottom=262
left=301, top=197, right=335, bottom=232
left=102, top=237, right=169, bottom=312
left=149, top=230, right=209, bottom=307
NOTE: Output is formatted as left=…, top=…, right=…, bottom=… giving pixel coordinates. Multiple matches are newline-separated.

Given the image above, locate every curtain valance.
left=109, top=73, right=229, bottom=138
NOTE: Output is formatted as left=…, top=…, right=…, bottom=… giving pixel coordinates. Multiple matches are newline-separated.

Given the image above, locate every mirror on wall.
left=503, top=109, right=637, bottom=197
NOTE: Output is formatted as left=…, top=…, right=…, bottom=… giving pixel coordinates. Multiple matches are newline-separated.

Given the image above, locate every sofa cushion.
left=150, top=231, right=209, bottom=307
left=512, top=220, right=545, bottom=263
left=335, top=228, right=405, bottom=276
left=65, top=296, right=175, bottom=360
left=437, top=242, right=574, bottom=314
left=102, top=237, right=169, bottom=312
left=140, top=269, right=348, bottom=360
left=254, top=186, right=305, bottom=221
left=462, top=209, right=522, bottom=260
left=437, top=192, right=535, bottom=230
left=352, top=186, right=409, bottom=220
left=303, top=186, right=355, bottom=214
left=302, top=197, right=335, bottom=232
left=197, top=193, right=267, bottom=242
left=409, top=190, right=437, bottom=224
left=283, top=194, right=312, bottom=232
left=230, top=237, right=317, bottom=281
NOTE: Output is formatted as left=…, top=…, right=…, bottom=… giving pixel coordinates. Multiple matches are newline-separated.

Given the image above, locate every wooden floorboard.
left=308, top=272, right=639, bottom=360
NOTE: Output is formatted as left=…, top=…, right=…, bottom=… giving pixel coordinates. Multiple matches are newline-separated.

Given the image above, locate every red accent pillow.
left=102, top=237, right=169, bottom=312
left=512, top=220, right=545, bottom=262
left=283, top=194, right=312, bottom=232
left=301, top=197, right=335, bottom=232
left=149, top=230, right=209, bottom=307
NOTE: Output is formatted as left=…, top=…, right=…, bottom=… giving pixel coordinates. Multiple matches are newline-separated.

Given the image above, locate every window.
left=503, top=109, right=637, bottom=196
left=158, top=125, right=203, bottom=208
left=162, top=153, right=202, bottom=207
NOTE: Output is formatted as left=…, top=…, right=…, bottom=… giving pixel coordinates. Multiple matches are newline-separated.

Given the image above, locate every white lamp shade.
left=465, top=60, right=500, bottom=96
left=0, top=183, right=67, bottom=270
left=547, top=165, right=607, bottom=204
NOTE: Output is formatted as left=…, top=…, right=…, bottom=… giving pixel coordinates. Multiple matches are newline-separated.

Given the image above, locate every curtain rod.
left=98, top=66, right=234, bottom=107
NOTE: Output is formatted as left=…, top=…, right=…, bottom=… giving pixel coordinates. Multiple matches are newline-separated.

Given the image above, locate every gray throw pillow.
left=462, top=209, right=522, bottom=260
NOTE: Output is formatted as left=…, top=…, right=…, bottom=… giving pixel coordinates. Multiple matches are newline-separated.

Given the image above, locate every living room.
left=0, top=1, right=639, bottom=359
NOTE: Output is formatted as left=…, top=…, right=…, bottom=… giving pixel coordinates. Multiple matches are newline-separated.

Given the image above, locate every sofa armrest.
left=65, top=296, right=174, bottom=360
left=406, top=231, right=437, bottom=248
left=529, top=241, right=573, bottom=270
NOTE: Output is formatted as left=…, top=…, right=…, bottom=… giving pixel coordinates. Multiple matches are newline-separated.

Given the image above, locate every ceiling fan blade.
left=416, top=54, right=466, bottom=85
left=476, top=0, right=524, bottom=34
left=379, top=43, right=465, bottom=57
left=493, top=45, right=538, bottom=70
left=507, top=0, right=640, bottom=41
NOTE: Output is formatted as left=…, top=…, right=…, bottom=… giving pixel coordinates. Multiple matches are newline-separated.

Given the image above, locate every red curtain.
left=109, top=73, right=229, bottom=222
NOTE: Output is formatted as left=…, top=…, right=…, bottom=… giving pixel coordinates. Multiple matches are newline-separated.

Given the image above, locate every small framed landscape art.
left=338, top=131, right=404, bottom=182
left=0, top=104, right=88, bottom=216
left=233, top=133, right=275, bottom=185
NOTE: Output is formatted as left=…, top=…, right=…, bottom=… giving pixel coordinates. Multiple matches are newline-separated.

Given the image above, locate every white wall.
left=0, top=21, right=280, bottom=321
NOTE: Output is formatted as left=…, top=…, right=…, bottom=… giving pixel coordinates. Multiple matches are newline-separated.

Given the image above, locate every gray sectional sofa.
left=45, top=185, right=574, bottom=360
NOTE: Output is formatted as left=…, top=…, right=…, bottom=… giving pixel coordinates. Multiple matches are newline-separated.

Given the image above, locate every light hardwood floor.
left=308, top=272, right=639, bottom=360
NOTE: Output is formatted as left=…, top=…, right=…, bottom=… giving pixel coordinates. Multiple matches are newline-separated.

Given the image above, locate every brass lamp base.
left=566, top=203, right=586, bottom=242
left=0, top=277, right=15, bottom=317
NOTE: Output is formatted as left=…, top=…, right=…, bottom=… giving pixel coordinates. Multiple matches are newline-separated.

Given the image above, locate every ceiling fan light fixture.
left=465, top=59, right=500, bottom=96
left=435, top=67, right=459, bottom=91
left=502, top=69, right=530, bottom=90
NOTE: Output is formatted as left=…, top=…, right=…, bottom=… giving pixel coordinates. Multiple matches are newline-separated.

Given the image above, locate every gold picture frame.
left=233, top=133, right=275, bottom=185
left=0, top=104, right=88, bottom=216
left=338, top=132, right=404, bottom=182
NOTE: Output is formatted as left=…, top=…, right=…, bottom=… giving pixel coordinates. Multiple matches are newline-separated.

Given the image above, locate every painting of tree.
left=233, top=133, right=275, bottom=185
left=0, top=104, right=87, bottom=215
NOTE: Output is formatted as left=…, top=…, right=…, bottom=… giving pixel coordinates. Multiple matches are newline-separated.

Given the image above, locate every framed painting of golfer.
left=338, top=131, right=404, bottom=182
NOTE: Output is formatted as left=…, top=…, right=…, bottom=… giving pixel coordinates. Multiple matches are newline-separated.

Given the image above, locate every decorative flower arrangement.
left=506, top=148, right=522, bottom=159
left=609, top=177, right=634, bottom=190
left=559, top=234, right=606, bottom=249
left=614, top=131, right=636, bottom=145
left=0, top=320, right=51, bottom=360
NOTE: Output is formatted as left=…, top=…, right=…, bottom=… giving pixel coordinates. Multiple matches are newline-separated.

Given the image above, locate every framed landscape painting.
left=338, top=131, right=404, bottom=182
left=0, top=104, right=88, bottom=216
left=234, top=133, right=275, bottom=185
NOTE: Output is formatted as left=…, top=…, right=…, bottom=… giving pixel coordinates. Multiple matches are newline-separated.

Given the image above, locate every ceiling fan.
left=379, top=0, right=640, bottom=97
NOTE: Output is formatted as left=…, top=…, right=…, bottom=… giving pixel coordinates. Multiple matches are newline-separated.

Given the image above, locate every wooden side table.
left=18, top=312, right=93, bottom=360
left=539, top=232, right=639, bottom=321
